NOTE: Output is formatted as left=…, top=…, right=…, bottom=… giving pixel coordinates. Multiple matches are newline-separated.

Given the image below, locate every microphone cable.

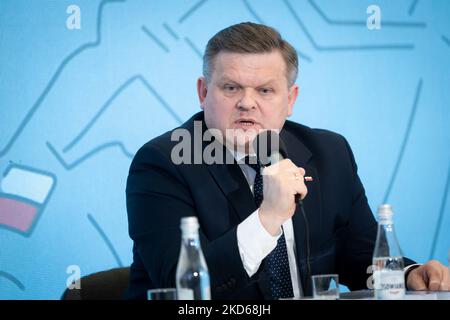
left=297, top=198, right=311, bottom=296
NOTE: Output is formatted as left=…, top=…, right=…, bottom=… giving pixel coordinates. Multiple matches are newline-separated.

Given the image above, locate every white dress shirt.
left=234, top=151, right=302, bottom=298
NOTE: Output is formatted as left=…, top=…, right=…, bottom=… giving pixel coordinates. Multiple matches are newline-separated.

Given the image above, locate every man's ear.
left=287, top=84, right=299, bottom=117
left=197, top=77, right=208, bottom=109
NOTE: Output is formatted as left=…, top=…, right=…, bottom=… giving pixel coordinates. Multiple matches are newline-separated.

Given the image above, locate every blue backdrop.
left=0, top=0, right=449, bottom=299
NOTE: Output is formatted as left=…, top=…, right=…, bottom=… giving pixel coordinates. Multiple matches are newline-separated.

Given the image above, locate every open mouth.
left=236, top=119, right=256, bottom=126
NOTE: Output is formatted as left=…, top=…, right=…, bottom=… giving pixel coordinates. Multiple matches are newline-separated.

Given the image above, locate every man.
left=124, top=22, right=449, bottom=299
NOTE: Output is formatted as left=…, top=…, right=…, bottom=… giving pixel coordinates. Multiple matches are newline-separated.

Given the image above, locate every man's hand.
left=258, top=159, right=307, bottom=236
left=407, top=260, right=450, bottom=291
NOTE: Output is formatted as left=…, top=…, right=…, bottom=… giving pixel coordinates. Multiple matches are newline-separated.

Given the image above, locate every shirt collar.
left=233, top=148, right=257, bottom=164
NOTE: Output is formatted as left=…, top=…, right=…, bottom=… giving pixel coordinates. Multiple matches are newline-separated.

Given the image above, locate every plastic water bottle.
left=372, top=204, right=405, bottom=300
left=176, top=216, right=211, bottom=300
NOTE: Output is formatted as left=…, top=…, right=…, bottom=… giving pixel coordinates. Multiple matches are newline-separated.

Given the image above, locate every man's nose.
left=237, top=89, right=256, bottom=110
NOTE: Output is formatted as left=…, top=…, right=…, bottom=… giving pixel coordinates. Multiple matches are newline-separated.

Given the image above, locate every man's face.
left=197, top=50, right=299, bottom=151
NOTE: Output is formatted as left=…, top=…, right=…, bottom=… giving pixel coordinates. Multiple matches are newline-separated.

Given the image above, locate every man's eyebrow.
left=218, top=77, right=277, bottom=87
left=256, top=79, right=277, bottom=87
left=219, top=76, right=239, bottom=84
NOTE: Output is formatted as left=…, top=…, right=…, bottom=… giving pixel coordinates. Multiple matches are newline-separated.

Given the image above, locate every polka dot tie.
left=246, top=158, right=294, bottom=299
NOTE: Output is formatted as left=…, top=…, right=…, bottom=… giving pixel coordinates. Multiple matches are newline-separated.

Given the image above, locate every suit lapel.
left=206, top=157, right=257, bottom=223
left=190, top=114, right=256, bottom=223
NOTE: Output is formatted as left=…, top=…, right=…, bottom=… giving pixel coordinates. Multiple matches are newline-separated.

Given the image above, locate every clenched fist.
left=258, top=159, right=307, bottom=235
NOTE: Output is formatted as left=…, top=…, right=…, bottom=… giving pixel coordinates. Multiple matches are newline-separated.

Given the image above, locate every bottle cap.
left=377, top=204, right=393, bottom=216
left=377, top=204, right=394, bottom=224
left=180, top=216, right=199, bottom=232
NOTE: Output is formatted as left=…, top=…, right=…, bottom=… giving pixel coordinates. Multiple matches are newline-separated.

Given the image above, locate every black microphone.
left=252, top=130, right=312, bottom=296
left=252, top=130, right=302, bottom=204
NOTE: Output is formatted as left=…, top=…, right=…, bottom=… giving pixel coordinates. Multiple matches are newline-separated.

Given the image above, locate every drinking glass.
left=147, top=288, right=178, bottom=300
left=311, top=274, right=340, bottom=300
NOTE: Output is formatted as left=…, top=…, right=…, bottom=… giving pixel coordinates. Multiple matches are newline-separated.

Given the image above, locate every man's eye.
left=224, top=85, right=237, bottom=92
left=259, top=88, right=273, bottom=94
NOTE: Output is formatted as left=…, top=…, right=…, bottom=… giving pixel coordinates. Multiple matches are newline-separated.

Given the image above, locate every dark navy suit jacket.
left=124, top=112, right=414, bottom=299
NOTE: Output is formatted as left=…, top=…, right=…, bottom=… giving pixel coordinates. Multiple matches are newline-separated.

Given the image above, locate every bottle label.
left=177, top=288, right=194, bottom=300
left=373, top=270, right=405, bottom=299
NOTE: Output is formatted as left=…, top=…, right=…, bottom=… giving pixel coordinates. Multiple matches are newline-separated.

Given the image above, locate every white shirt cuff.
left=236, top=209, right=282, bottom=277
left=404, top=263, right=421, bottom=274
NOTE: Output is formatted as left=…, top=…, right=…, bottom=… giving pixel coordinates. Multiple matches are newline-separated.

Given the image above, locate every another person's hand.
left=259, top=159, right=307, bottom=235
left=407, top=260, right=450, bottom=291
